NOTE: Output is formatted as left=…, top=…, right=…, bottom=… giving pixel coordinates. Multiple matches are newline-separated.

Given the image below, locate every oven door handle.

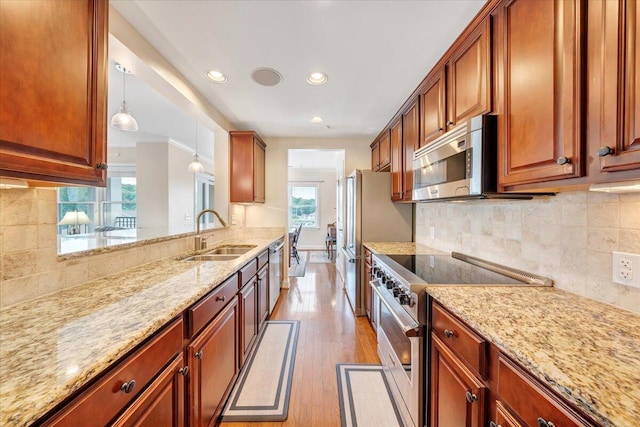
left=371, top=280, right=423, bottom=338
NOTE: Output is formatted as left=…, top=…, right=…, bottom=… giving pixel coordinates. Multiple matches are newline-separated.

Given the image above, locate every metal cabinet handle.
left=556, top=156, right=570, bottom=165
left=447, top=121, right=454, bottom=126
left=438, top=127, right=443, bottom=131
left=96, top=162, right=108, bottom=170
left=120, top=380, right=136, bottom=393
left=215, top=295, right=226, bottom=302
left=597, top=146, right=613, bottom=157
left=537, top=418, right=555, bottom=427
left=195, top=351, right=203, bottom=359
left=490, top=422, right=502, bottom=427
left=444, top=329, right=455, bottom=338
left=465, top=391, right=478, bottom=403
left=178, top=366, right=189, bottom=376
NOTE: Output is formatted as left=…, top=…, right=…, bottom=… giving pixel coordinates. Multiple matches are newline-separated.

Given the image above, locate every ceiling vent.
left=251, top=68, right=283, bottom=86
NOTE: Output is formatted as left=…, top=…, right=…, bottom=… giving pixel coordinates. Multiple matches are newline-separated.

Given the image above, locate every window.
left=288, top=183, right=319, bottom=228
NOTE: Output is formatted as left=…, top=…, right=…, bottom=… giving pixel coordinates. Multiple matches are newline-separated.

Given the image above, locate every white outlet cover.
left=429, top=226, right=435, bottom=239
left=612, top=251, right=640, bottom=289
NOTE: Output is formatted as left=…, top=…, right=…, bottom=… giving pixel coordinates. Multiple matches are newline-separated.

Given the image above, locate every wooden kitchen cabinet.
left=421, top=67, right=447, bottom=147
left=42, top=318, right=184, bottom=426
left=402, top=98, right=420, bottom=202
left=363, top=248, right=375, bottom=330
left=371, top=139, right=380, bottom=171
left=371, top=131, right=391, bottom=172
left=431, top=333, right=487, bottom=427
left=257, top=264, right=269, bottom=328
left=112, top=354, right=186, bottom=427
left=447, top=17, right=492, bottom=128
left=494, top=0, right=584, bottom=190
left=230, top=131, right=266, bottom=203
left=390, top=118, right=403, bottom=201
left=188, top=296, right=239, bottom=427
left=240, top=278, right=258, bottom=365
left=0, top=0, right=108, bottom=186
left=587, top=0, right=640, bottom=176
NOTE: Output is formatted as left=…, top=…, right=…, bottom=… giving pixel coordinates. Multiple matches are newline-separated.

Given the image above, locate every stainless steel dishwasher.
left=268, top=238, right=284, bottom=314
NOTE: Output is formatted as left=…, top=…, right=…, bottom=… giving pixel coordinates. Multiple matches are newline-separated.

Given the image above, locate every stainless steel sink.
left=182, top=254, right=241, bottom=262
left=207, top=245, right=256, bottom=255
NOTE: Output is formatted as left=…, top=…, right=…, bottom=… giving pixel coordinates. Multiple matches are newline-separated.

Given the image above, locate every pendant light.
left=111, top=64, right=139, bottom=132
left=188, top=120, right=205, bottom=173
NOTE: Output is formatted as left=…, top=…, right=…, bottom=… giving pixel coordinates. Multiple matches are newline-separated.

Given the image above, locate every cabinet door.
left=363, top=260, right=373, bottom=328
left=253, top=138, right=266, bottom=202
left=447, top=18, right=491, bottom=128
left=589, top=0, right=640, bottom=173
left=494, top=401, right=524, bottom=427
left=258, top=265, right=269, bottom=328
left=379, top=131, right=391, bottom=170
left=189, top=297, right=239, bottom=427
left=0, top=0, right=108, bottom=186
left=112, top=354, right=186, bottom=427
left=495, top=0, right=584, bottom=189
left=431, top=334, right=486, bottom=427
left=390, top=119, right=403, bottom=201
left=402, top=99, right=419, bottom=201
left=240, top=279, right=258, bottom=365
left=421, top=68, right=446, bottom=146
left=371, top=141, right=380, bottom=171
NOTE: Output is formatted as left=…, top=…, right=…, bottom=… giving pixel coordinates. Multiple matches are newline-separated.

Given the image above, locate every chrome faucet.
left=195, top=209, right=228, bottom=250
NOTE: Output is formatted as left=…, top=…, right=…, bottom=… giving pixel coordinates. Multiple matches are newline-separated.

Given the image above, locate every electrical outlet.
left=612, top=251, right=640, bottom=289
left=429, top=226, right=435, bottom=239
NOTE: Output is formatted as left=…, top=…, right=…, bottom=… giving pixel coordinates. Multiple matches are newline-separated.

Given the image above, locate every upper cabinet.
left=494, top=0, right=584, bottom=189
left=446, top=18, right=492, bottom=128
left=420, top=68, right=446, bottom=147
left=402, top=98, right=420, bottom=202
left=390, top=118, right=403, bottom=200
left=588, top=0, right=640, bottom=175
left=230, top=131, right=266, bottom=203
left=0, top=0, right=108, bottom=186
left=371, top=131, right=391, bottom=172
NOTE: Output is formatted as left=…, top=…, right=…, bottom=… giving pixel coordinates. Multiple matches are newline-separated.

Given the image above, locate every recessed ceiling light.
left=206, top=70, right=227, bottom=83
left=310, top=116, right=323, bottom=123
left=307, top=72, right=328, bottom=85
left=251, top=68, right=283, bottom=86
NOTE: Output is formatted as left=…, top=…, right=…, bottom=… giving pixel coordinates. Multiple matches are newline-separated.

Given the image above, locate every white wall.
left=168, top=143, right=197, bottom=234
left=288, top=168, right=337, bottom=249
left=137, top=143, right=169, bottom=230
left=245, top=137, right=372, bottom=230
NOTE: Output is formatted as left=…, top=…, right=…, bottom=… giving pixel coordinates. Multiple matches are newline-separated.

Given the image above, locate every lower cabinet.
left=257, top=264, right=269, bottom=328
left=188, top=296, right=239, bottom=427
left=430, top=333, right=486, bottom=427
left=240, top=278, right=258, bottom=365
left=112, top=354, right=187, bottom=427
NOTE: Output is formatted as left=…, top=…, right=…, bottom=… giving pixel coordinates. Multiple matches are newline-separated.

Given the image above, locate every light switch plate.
left=612, top=251, right=640, bottom=289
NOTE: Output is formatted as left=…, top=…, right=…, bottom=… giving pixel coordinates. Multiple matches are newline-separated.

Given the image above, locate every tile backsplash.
left=0, top=188, right=244, bottom=308
left=415, top=191, right=640, bottom=313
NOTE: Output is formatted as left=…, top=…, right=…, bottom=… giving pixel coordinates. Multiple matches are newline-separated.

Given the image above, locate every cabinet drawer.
left=497, top=354, right=596, bottom=427
left=432, top=303, right=487, bottom=378
left=257, top=249, right=269, bottom=270
left=239, top=259, right=257, bottom=288
left=44, top=317, right=183, bottom=426
left=188, top=274, right=238, bottom=338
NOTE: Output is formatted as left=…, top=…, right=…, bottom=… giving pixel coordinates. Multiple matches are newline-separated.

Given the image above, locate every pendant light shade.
left=111, top=64, right=139, bottom=132
left=188, top=120, right=205, bottom=172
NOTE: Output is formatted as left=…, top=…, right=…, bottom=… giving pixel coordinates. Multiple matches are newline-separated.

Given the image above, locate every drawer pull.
left=465, top=391, right=477, bottom=403
left=556, top=156, right=570, bottom=165
left=537, top=418, right=555, bottom=427
left=195, top=351, right=203, bottom=359
left=120, top=380, right=136, bottom=394
left=178, top=366, right=189, bottom=376
left=215, top=295, right=226, bottom=302
left=490, top=422, right=502, bottom=427
left=444, top=329, right=455, bottom=338
left=597, top=146, right=613, bottom=157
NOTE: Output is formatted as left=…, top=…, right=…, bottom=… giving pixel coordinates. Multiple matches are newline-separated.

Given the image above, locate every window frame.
left=288, top=182, right=320, bottom=229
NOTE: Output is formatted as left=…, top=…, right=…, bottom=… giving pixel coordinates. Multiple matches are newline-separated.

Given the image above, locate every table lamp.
left=58, top=211, right=91, bottom=235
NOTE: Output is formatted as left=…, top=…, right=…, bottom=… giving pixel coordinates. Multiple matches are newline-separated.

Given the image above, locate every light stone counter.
left=364, top=241, right=640, bottom=427
left=0, top=230, right=284, bottom=427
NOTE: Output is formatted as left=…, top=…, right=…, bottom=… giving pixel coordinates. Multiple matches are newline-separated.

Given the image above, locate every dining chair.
left=325, top=222, right=337, bottom=260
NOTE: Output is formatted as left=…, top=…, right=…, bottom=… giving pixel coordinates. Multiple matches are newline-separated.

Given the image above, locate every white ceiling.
left=110, top=0, right=486, bottom=139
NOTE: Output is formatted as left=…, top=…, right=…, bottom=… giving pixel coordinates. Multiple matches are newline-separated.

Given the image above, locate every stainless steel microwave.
left=413, top=115, right=501, bottom=201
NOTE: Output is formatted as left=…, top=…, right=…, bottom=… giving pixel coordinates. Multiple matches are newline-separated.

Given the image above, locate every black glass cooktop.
left=386, top=254, right=527, bottom=285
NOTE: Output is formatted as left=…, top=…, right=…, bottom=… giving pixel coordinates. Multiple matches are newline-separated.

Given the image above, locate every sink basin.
left=182, top=254, right=241, bottom=262
left=207, top=245, right=256, bottom=255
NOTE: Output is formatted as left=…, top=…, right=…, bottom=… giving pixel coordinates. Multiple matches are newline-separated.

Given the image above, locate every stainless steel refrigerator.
left=342, top=170, right=413, bottom=315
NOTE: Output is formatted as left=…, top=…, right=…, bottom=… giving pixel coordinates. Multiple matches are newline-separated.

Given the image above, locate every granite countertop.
left=0, top=230, right=284, bottom=427
left=364, top=241, right=640, bottom=427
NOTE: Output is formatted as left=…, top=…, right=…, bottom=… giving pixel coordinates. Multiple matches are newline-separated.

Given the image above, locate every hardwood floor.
left=219, top=261, right=380, bottom=427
